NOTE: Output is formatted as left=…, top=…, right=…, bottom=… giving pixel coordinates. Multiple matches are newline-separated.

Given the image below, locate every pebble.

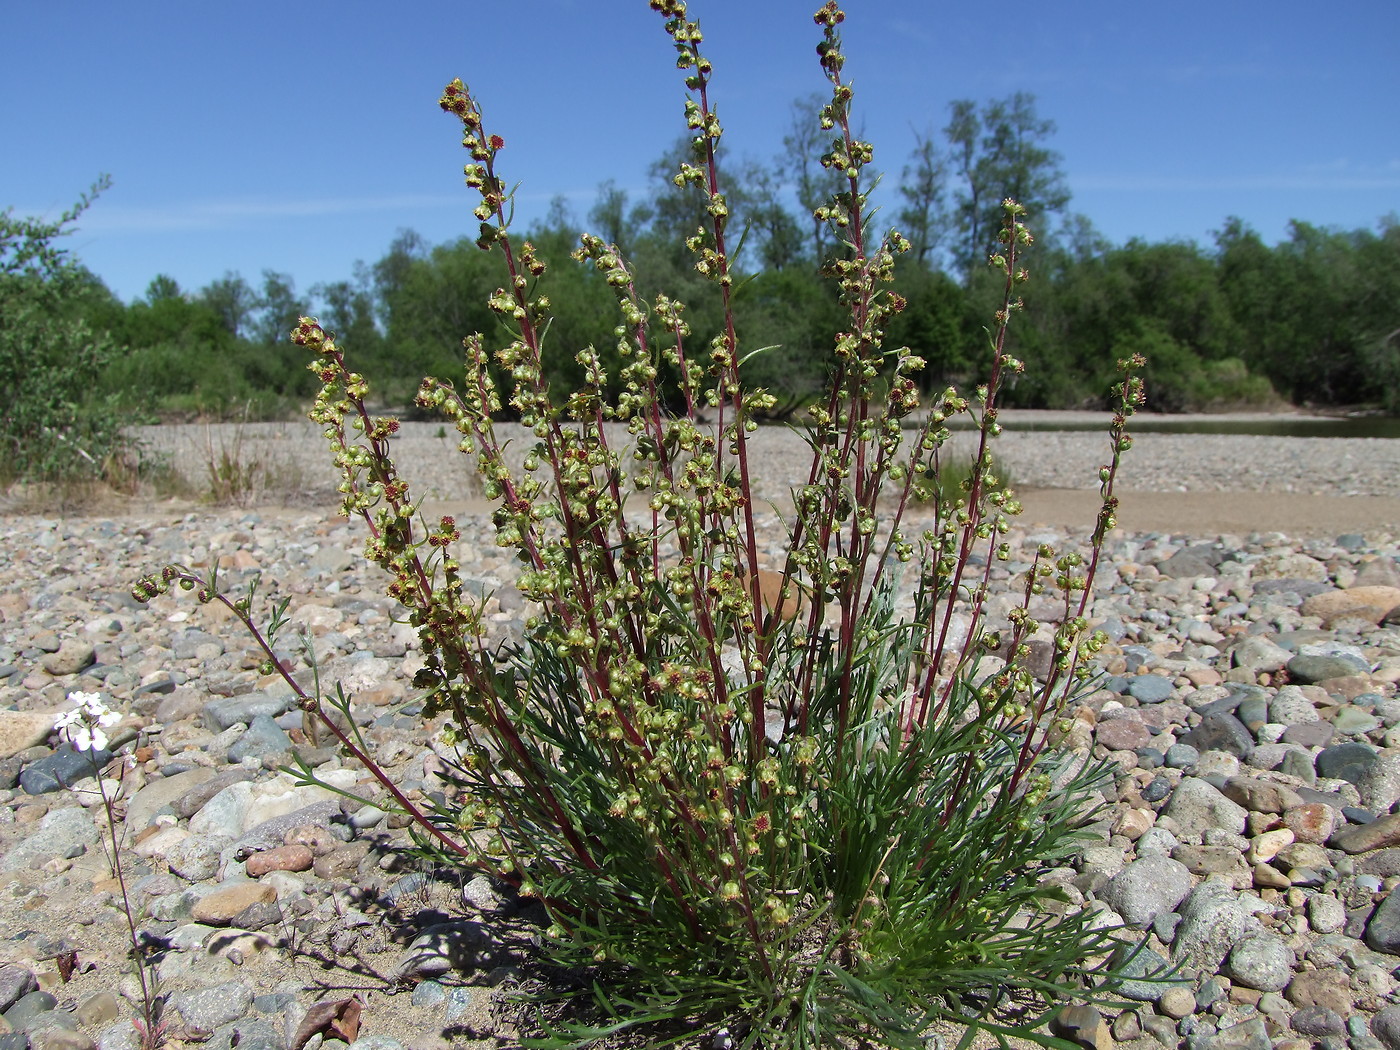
left=244, top=844, right=314, bottom=876
left=190, top=881, right=277, bottom=926
left=0, top=469, right=1397, bottom=1046
left=1222, top=933, right=1294, bottom=991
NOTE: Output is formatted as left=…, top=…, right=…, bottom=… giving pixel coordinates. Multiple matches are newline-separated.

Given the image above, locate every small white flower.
left=57, top=691, right=119, bottom=753
left=64, top=724, right=109, bottom=752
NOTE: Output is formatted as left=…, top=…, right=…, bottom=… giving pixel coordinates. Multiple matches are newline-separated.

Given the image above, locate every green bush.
left=0, top=179, right=133, bottom=486
left=146, top=4, right=1151, bottom=1046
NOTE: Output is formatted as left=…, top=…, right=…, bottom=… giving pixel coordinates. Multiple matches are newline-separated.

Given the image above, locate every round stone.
left=1224, top=933, right=1295, bottom=992
left=1126, top=675, right=1176, bottom=704
left=1158, top=985, right=1196, bottom=1019
left=1099, top=854, right=1193, bottom=928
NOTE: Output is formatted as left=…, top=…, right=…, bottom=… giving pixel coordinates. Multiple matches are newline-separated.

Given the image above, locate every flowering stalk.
left=57, top=692, right=164, bottom=1050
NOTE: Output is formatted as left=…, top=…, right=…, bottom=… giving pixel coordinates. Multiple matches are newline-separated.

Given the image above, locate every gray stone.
left=173, top=629, right=225, bottom=660
left=1182, top=711, right=1255, bottom=760
left=1159, top=550, right=1218, bottom=578
left=170, top=767, right=255, bottom=819
left=1173, top=879, right=1260, bottom=971
left=1136, top=826, right=1180, bottom=856
left=1232, top=636, right=1292, bottom=674
left=232, top=799, right=340, bottom=856
left=166, top=834, right=231, bottom=882
left=170, top=982, right=254, bottom=1031
left=1164, top=743, right=1199, bottom=769
left=410, top=980, right=446, bottom=1007
left=0, top=965, right=36, bottom=1013
left=1223, top=933, right=1294, bottom=992
left=1196, top=1017, right=1269, bottom=1050
left=1269, top=685, right=1321, bottom=725
left=29, top=1029, right=94, bottom=1050
left=1281, top=722, right=1333, bottom=748
left=1366, top=887, right=1400, bottom=955
left=394, top=920, right=495, bottom=980
left=1316, top=741, right=1379, bottom=785
left=225, top=714, right=293, bottom=764
left=1172, top=844, right=1251, bottom=885
left=461, top=875, right=508, bottom=914
left=213, top=1018, right=283, bottom=1050
left=1292, top=1006, right=1345, bottom=1037
left=1373, top=1004, right=1400, bottom=1050
left=1164, top=777, right=1249, bottom=838
left=123, top=767, right=216, bottom=834
left=1336, top=706, right=1383, bottom=735
left=1100, top=854, right=1193, bottom=928
left=1113, top=944, right=1187, bottom=1002
left=1307, top=894, right=1347, bottom=934
left=0, top=805, right=99, bottom=872
left=20, top=745, right=113, bottom=794
left=202, top=693, right=293, bottom=732
left=1125, top=675, right=1176, bottom=704
left=2, top=990, right=57, bottom=1031
left=40, top=641, right=96, bottom=676
left=1235, top=696, right=1269, bottom=731
left=188, top=781, right=255, bottom=840
left=152, top=689, right=204, bottom=723
left=96, top=1022, right=140, bottom=1050
left=1288, top=652, right=1370, bottom=683
left=1358, top=752, right=1400, bottom=812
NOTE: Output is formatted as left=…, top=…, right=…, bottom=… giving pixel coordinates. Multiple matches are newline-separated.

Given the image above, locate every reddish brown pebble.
left=1284, top=802, right=1338, bottom=846
left=245, top=844, right=314, bottom=876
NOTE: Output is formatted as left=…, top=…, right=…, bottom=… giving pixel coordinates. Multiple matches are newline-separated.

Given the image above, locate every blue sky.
left=4, top=1, right=1397, bottom=304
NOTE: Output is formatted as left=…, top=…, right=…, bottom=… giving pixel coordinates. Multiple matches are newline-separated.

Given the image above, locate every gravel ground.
left=0, top=416, right=1394, bottom=1050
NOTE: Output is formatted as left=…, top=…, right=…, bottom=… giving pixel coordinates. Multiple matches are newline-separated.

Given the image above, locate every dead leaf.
left=291, top=995, right=362, bottom=1050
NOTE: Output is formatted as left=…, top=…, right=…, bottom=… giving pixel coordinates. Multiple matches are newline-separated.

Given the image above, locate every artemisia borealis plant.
left=140, top=2, right=1146, bottom=1046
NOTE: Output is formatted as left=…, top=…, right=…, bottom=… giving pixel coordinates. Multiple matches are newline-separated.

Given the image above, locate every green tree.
left=741, top=162, right=806, bottom=272
left=313, top=267, right=383, bottom=362
left=781, top=92, right=847, bottom=262
left=0, top=178, right=130, bottom=483
left=197, top=271, right=257, bottom=338
left=145, top=274, right=183, bottom=303
left=896, top=129, right=948, bottom=267
left=587, top=180, right=645, bottom=256
left=885, top=260, right=968, bottom=388
left=946, top=93, right=1070, bottom=277
left=372, top=228, right=430, bottom=330
left=252, top=270, right=308, bottom=346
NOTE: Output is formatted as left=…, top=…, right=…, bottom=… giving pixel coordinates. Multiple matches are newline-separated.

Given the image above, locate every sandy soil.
left=1015, top=488, right=1400, bottom=537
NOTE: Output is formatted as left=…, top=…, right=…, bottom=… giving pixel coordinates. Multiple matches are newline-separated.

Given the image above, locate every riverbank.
left=120, top=415, right=1400, bottom=537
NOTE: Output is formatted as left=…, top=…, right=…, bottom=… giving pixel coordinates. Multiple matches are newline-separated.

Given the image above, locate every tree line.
left=4, top=92, right=1399, bottom=481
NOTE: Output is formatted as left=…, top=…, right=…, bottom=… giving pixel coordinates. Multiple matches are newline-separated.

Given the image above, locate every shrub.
left=0, top=178, right=134, bottom=487
left=143, top=3, right=1148, bottom=1046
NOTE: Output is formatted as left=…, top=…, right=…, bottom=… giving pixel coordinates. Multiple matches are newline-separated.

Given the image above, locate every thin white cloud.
left=1075, top=172, right=1400, bottom=192
left=58, top=187, right=618, bottom=235
left=72, top=194, right=467, bottom=233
